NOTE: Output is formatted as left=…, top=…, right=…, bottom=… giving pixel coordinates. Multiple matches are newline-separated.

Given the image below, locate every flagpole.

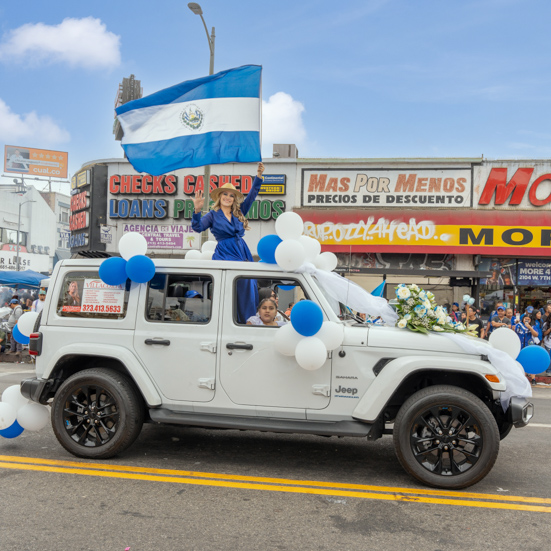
left=188, top=3, right=216, bottom=246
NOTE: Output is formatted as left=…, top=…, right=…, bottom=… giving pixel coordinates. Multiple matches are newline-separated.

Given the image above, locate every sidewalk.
left=0, top=351, right=33, bottom=364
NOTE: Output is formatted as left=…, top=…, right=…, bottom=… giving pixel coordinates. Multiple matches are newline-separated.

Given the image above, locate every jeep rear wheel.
left=393, top=385, right=500, bottom=490
left=51, top=368, right=144, bottom=459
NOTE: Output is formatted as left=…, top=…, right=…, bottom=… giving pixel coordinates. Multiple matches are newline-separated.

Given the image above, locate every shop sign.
left=69, top=233, right=88, bottom=248
left=297, top=209, right=551, bottom=256
left=70, top=191, right=89, bottom=212
left=335, top=252, right=453, bottom=273
left=0, top=251, right=49, bottom=272
left=100, top=225, right=113, bottom=244
left=69, top=211, right=89, bottom=231
left=108, top=172, right=285, bottom=221
left=301, top=169, right=471, bottom=208
left=123, top=224, right=197, bottom=250
left=517, top=260, right=551, bottom=285
left=476, top=165, right=551, bottom=208
left=71, top=170, right=90, bottom=191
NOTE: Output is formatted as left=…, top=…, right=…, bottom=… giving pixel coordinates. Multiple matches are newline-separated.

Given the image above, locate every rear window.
left=56, top=271, right=130, bottom=320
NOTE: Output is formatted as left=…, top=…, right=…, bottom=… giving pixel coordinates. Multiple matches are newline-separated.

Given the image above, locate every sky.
left=0, top=0, right=550, bottom=195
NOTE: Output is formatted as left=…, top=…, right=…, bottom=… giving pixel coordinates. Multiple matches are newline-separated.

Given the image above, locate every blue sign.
left=517, top=260, right=551, bottom=285
left=263, top=175, right=286, bottom=184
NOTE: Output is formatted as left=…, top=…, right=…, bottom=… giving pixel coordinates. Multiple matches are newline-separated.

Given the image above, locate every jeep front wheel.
left=51, top=368, right=144, bottom=459
left=393, top=385, right=500, bottom=490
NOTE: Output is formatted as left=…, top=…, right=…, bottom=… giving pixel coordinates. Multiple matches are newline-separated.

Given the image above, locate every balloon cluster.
left=99, top=233, right=156, bottom=286
left=274, top=300, right=344, bottom=370
left=12, top=311, right=39, bottom=345
left=0, top=385, right=49, bottom=439
left=489, top=328, right=549, bottom=375
left=463, top=294, right=475, bottom=306
left=258, top=212, right=338, bottom=272
left=185, top=241, right=217, bottom=260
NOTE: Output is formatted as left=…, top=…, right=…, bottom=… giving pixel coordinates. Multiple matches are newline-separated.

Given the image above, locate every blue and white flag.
left=116, top=65, right=262, bottom=175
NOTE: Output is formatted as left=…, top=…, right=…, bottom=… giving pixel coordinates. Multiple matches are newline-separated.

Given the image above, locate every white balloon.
left=119, top=232, right=148, bottom=260
left=313, top=254, right=330, bottom=271
left=201, top=250, right=214, bottom=260
left=489, top=327, right=521, bottom=359
left=201, top=241, right=217, bottom=253
left=16, top=403, right=50, bottom=431
left=2, top=385, right=29, bottom=411
left=0, top=402, right=16, bottom=430
left=295, top=337, right=328, bottom=370
left=275, top=212, right=304, bottom=241
left=316, top=321, right=344, bottom=351
left=462, top=294, right=471, bottom=302
left=299, top=236, right=321, bottom=263
left=17, top=311, right=39, bottom=337
left=186, top=250, right=203, bottom=260
left=273, top=324, right=303, bottom=356
left=318, top=252, right=338, bottom=272
left=275, top=240, right=306, bottom=271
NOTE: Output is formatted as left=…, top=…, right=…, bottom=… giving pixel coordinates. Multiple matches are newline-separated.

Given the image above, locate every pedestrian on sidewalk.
left=7, top=299, right=23, bottom=355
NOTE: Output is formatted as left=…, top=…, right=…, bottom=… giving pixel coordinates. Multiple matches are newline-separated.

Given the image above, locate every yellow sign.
left=71, top=170, right=90, bottom=190
left=4, top=145, right=68, bottom=178
left=303, top=218, right=551, bottom=253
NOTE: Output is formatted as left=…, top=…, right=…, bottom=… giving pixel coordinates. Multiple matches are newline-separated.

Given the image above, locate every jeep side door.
left=218, top=271, right=331, bottom=416
left=133, top=269, right=221, bottom=402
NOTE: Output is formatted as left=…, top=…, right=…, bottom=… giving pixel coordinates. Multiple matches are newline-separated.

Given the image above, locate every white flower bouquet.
left=394, top=284, right=475, bottom=336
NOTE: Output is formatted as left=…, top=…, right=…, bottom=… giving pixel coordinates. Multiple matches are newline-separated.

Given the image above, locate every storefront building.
left=73, top=151, right=551, bottom=317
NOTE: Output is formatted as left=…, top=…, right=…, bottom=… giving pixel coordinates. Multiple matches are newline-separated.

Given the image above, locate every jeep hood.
left=366, top=325, right=488, bottom=356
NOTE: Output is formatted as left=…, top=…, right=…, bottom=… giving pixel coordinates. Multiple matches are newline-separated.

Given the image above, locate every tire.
left=51, top=368, right=144, bottom=459
left=393, top=385, right=500, bottom=490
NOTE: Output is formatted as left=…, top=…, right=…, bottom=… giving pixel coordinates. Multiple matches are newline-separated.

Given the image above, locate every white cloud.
left=262, top=92, right=306, bottom=154
left=0, top=98, right=70, bottom=144
left=0, top=17, right=121, bottom=69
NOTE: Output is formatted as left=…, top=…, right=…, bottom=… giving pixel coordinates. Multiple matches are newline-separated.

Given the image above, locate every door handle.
left=226, top=342, right=253, bottom=350
left=145, top=339, right=171, bottom=346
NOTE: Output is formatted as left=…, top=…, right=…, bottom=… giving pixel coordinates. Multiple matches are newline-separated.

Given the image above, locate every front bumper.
left=20, top=377, right=53, bottom=405
left=508, top=396, right=534, bottom=428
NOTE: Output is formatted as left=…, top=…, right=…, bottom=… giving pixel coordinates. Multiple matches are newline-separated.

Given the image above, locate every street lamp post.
left=15, top=195, right=36, bottom=271
left=188, top=2, right=215, bottom=245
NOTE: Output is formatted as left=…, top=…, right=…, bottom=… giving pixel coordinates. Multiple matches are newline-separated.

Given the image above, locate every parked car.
left=21, top=258, right=533, bottom=489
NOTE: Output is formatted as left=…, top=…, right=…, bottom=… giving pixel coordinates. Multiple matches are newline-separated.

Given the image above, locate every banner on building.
left=123, top=224, right=197, bottom=249
left=297, top=210, right=551, bottom=256
left=4, top=145, right=68, bottom=178
left=301, top=168, right=472, bottom=208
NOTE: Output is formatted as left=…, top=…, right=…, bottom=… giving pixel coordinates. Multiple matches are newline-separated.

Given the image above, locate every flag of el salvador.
left=116, top=65, right=262, bottom=175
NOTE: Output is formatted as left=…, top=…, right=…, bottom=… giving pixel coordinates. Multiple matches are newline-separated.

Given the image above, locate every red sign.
left=71, top=190, right=89, bottom=213
left=297, top=209, right=551, bottom=256
left=109, top=174, right=177, bottom=195
left=479, top=168, right=551, bottom=206
left=1, top=244, right=28, bottom=253
left=69, top=211, right=89, bottom=231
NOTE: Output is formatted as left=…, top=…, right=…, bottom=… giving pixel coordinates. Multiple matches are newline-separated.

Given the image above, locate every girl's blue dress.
left=515, top=322, right=534, bottom=348
left=191, top=176, right=263, bottom=323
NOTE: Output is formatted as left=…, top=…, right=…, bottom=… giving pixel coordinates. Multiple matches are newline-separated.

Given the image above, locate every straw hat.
left=210, top=183, right=244, bottom=202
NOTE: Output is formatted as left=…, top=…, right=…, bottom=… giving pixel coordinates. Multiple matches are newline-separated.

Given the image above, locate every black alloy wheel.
left=393, top=385, right=500, bottom=489
left=52, top=368, right=144, bottom=459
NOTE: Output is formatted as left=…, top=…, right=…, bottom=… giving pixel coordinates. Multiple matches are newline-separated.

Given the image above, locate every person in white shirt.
left=31, top=290, right=46, bottom=313
left=8, top=149, right=29, bottom=171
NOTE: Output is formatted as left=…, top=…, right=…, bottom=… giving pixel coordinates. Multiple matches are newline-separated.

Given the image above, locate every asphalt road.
left=0, top=363, right=550, bottom=551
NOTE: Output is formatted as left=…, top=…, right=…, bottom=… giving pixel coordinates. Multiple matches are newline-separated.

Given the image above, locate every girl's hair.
left=212, top=194, right=250, bottom=230
left=531, top=311, right=542, bottom=324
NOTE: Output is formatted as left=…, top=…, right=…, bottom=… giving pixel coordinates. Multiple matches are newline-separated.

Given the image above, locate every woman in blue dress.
left=191, top=163, right=264, bottom=323
left=515, top=314, right=539, bottom=385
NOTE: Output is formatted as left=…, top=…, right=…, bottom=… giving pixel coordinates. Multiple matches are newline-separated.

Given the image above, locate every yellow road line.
left=0, top=454, right=549, bottom=505
left=0, top=458, right=550, bottom=513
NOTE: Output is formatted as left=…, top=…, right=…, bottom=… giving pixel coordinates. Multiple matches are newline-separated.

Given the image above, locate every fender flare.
left=352, top=355, right=505, bottom=422
left=45, top=344, right=162, bottom=407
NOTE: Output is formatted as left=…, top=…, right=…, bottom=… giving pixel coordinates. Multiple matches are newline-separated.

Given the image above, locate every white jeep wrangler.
left=21, top=258, right=533, bottom=489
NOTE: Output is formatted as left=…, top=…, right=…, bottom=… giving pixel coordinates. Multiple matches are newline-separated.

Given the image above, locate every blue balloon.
left=99, top=257, right=128, bottom=286
left=291, top=300, right=324, bottom=337
left=0, top=420, right=24, bottom=439
left=126, top=255, right=156, bottom=283
left=257, top=234, right=282, bottom=264
left=279, top=285, right=295, bottom=291
left=517, top=345, right=550, bottom=375
left=12, top=324, right=30, bottom=345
